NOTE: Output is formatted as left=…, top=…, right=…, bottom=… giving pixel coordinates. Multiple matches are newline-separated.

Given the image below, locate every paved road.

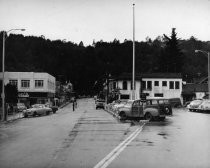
left=0, top=99, right=210, bottom=168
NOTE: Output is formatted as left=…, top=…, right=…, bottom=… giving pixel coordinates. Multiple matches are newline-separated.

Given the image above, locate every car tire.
left=46, top=111, right=50, bottom=115
left=24, top=114, right=28, bottom=118
left=145, top=112, right=153, bottom=121
left=33, top=112, right=37, bottom=117
left=119, top=112, right=126, bottom=121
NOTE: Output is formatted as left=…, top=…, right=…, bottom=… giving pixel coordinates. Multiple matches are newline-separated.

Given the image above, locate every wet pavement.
left=108, top=108, right=210, bottom=168
left=0, top=99, right=210, bottom=168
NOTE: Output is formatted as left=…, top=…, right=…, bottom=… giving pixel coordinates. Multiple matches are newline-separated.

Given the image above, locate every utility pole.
left=2, top=32, right=5, bottom=121
left=132, top=4, right=136, bottom=100
left=1, top=29, right=25, bottom=121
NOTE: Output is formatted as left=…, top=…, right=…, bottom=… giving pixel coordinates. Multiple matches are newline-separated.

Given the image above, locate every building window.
left=35, top=80, right=44, bottom=88
left=142, top=81, right=146, bottom=90
left=21, top=80, right=30, bottom=88
left=147, top=81, right=152, bottom=90
left=175, top=81, right=180, bottom=89
left=9, top=80, right=18, bottom=87
left=120, top=94, right=130, bottom=99
left=122, top=81, right=127, bottom=90
left=154, top=81, right=159, bottom=86
left=154, top=93, right=164, bottom=97
left=162, top=81, right=167, bottom=86
left=169, top=81, right=174, bottom=89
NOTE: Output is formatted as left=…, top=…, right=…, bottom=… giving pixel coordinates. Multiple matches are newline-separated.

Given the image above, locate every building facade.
left=109, top=73, right=183, bottom=101
left=0, top=72, right=56, bottom=107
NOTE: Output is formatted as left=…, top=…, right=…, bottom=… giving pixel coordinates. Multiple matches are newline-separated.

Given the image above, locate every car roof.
left=146, top=97, right=168, bottom=100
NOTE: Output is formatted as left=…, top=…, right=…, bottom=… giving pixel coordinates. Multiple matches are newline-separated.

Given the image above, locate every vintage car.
left=45, top=103, right=58, bottom=113
left=197, top=100, right=210, bottom=113
left=17, top=103, right=27, bottom=112
left=96, top=99, right=105, bottom=109
left=23, top=104, right=53, bottom=117
left=187, top=99, right=203, bottom=112
left=146, top=97, right=173, bottom=115
left=117, top=99, right=166, bottom=121
left=112, top=99, right=128, bottom=113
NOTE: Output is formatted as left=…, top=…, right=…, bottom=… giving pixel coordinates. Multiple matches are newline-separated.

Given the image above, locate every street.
left=0, top=98, right=210, bottom=168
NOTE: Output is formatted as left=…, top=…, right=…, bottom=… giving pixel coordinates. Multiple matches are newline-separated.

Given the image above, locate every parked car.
left=96, top=99, right=105, bottom=109
left=17, top=103, right=27, bottom=112
left=197, top=100, right=210, bottom=113
left=45, top=103, right=58, bottom=113
left=117, top=99, right=166, bottom=121
left=112, top=99, right=128, bottom=113
left=187, top=99, right=203, bottom=112
left=146, top=97, right=173, bottom=115
left=23, top=104, right=53, bottom=117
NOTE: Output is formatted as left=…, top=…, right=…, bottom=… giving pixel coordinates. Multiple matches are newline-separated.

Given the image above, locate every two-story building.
left=109, top=73, right=182, bottom=101
left=0, top=72, right=56, bottom=107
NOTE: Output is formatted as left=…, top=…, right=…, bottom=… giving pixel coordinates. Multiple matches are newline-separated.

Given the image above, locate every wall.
left=0, top=72, right=56, bottom=93
left=142, top=78, right=182, bottom=99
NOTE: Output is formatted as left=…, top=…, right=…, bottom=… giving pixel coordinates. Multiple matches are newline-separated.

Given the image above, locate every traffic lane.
left=0, top=100, right=86, bottom=168
left=49, top=103, right=142, bottom=168
left=108, top=108, right=210, bottom=168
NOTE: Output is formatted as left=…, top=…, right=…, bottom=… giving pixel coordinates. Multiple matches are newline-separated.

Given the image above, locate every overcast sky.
left=0, top=0, right=209, bottom=45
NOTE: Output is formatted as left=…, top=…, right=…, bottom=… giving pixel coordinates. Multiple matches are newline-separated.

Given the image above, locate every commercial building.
left=109, top=73, right=183, bottom=101
left=0, top=72, right=56, bottom=107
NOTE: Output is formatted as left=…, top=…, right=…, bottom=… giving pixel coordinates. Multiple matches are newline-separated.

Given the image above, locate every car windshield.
left=32, top=104, right=44, bottom=108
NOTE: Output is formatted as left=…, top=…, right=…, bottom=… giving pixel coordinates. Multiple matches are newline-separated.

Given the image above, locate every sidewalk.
left=0, top=112, right=24, bottom=123
left=0, top=102, right=71, bottom=123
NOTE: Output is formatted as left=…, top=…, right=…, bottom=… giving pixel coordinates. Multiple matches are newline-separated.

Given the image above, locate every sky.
left=0, top=0, right=210, bottom=45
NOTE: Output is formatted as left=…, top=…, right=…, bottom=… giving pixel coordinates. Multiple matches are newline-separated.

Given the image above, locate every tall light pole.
left=195, top=50, right=210, bottom=99
left=132, top=3, right=136, bottom=100
left=1, top=29, right=25, bottom=121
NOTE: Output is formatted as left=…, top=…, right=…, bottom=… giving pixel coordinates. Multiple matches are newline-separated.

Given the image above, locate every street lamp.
left=195, top=50, right=210, bottom=99
left=132, top=3, right=136, bottom=100
left=2, top=29, right=25, bottom=121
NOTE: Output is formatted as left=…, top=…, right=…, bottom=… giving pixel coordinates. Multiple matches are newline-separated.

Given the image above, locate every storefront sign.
left=18, top=92, right=29, bottom=98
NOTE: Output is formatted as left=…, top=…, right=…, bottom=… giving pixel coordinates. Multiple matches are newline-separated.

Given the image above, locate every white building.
left=141, top=73, right=182, bottom=99
left=109, top=73, right=182, bottom=100
left=0, top=72, right=56, bottom=106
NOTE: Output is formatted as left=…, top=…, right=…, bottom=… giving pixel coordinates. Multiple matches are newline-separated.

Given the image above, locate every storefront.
left=18, top=92, right=55, bottom=107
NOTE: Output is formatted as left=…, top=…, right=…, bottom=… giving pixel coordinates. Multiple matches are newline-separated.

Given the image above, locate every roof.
left=182, top=83, right=208, bottom=94
left=115, top=73, right=182, bottom=80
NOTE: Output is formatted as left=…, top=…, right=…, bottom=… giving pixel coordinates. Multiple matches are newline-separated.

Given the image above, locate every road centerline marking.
left=93, top=123, right=146, bottom=168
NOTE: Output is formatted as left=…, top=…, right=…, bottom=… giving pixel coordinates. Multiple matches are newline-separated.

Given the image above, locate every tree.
left=159, top=28, right=184, bottom=72
left=5, top=84, right=18, bottom=104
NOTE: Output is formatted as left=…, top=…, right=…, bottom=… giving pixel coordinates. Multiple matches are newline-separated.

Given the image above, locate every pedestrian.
left=74, top=98, right=77, bottom=108
left=73, top=100, right=75, bottom=111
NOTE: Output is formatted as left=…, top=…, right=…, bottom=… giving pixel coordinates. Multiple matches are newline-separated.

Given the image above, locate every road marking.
left=93, top=123, right=145, bottom=168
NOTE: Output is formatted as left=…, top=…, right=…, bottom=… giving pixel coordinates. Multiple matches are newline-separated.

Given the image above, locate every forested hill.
left=0, top=29, right=210, bottom=95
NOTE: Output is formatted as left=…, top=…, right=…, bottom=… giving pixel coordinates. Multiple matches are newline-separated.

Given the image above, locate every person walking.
left=74, top=98, right=77, bottom=108
left=72, top=99, right=75, bottom=111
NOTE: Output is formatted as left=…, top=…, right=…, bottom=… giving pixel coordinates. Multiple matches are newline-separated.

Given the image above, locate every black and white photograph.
left=0, top=0, right=210, bottom=167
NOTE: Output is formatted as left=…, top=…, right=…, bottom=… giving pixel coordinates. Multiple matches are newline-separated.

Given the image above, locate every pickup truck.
left=117, top=99, right=167, bottom=121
